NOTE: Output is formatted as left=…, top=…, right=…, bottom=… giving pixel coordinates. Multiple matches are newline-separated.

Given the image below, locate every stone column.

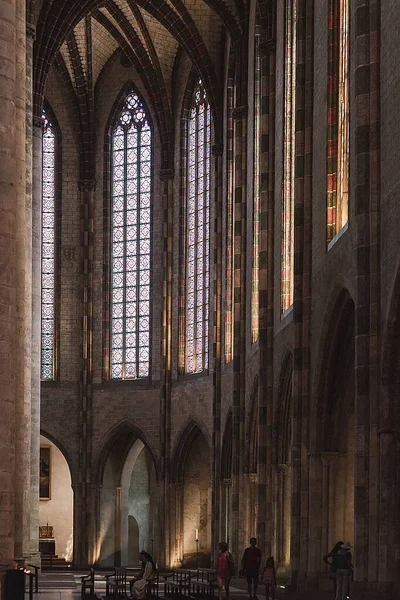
left=221, top=479, right=232, bottom=547
left=114, top=485, right=122, bottom=567
left=13, top=0, right=31, bottom=565
left=159, top=168, right=174, bottom=568
left=319, top=452, right=341, bottom=563
left=211, top=144, right=223, bottom=564
left=29, top=38, right=41, bottom=569
left=0, top=0, right=18, bottom=589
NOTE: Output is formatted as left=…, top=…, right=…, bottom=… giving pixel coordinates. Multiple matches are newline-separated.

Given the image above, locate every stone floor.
left=24, top=571, right=336, bottom=600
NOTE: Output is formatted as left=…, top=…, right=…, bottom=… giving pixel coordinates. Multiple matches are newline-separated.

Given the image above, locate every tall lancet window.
left=327, top=0, right=349, bottom=244
left=186, top=80, right=211, bottom=374
left=110, top=91, right=152, bottom=380
left=41, top=109, right=58, bottom=381
left=281, top=0, right=297, bottom=313
left=225, top=78, right=234, bottom=363
left=252, top=32, right=261, bottom=342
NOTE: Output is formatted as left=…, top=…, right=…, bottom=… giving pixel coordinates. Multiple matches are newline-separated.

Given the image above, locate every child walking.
left=261, top=557, right=276, bottom=600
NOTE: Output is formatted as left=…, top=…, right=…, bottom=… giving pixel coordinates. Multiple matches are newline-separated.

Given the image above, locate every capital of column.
left=277, top=463, right=291, bottom=475
left=160, top=168, right=174, bottom=181
left=247, top=473, right=258, bottom=484
left=79, top=179, right=96, bottom=193
left=232, top=106, right=248, bottom=121
left=319, top=451, right=342, bottom=467
left=26, top=24, right=36, bottom=40
left=259, top=37, right=276, bottom=55
left=33, top=115, right=42, bottom=129
left=212, top=143, right=223, bottom=157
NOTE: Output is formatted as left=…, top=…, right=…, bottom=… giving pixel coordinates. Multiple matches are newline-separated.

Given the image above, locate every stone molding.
left=33, top=115, right=42, bottom=129
left=26, top=24, right=36, bottom=40
left=160, top=168, right=174, bottom=181
left=212, top=143, right=223, bottom=157
left=78, top=179, right=96, bottom=192
left=232, top=106, right=248, bottom=121
left=319, top=451, right=342, bottom=467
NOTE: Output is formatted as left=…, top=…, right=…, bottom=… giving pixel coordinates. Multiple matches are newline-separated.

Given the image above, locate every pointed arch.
left=103, top=82, right=153, bottom=381
left=93, top=420, right=158, bottom=485
left=171, top=418, right=211, bottom=484
left=315, top=288, right=355, bottom=452
left=40, top=428, right=76, bottom=486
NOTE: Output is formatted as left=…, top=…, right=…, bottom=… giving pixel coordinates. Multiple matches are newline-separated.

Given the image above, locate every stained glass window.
left=225, top=80, right=234, bottom=363
left=281, top=0, right=296, bottom=313
left=110, top=91, right=152, bottom=380
left=41, top=110, right=57, bottom=381
left=186, top=80, right=211, bottom=374
left=252, top=33, right=261, bottom=341
left=327, top=0, right=349, bottom=243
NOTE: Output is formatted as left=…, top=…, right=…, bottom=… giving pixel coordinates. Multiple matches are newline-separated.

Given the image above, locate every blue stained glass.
left=111, top=90, right=152, bottom=380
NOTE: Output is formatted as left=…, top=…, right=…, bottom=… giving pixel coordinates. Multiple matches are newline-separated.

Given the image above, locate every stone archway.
left=96, top=428, right=158, bottom=567
left=171, top=420, right=212, bottom=567
left=315, top=291, right=355, bottom=571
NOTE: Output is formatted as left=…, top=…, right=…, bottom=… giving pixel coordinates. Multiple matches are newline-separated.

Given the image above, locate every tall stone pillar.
left=0, top=0, right=18, bottom=589
left=29, top=30, right=41, bottom=569
left=0, top=0, right=31, bottom=592
left=159, top=168, right=174, bottom=568
left=13, top=0, right=31, bottom=565
left=211, top=144, right=223, bottom=563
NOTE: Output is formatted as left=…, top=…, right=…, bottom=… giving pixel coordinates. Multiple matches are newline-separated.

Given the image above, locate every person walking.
left=241, top=538, right=262, bottom=600
left=335, top=542, right=353, bottom=600
left=217, top=542, right=235, bottom=600
left=323, top=540, right=344, bottom=596
left=260, top=557, right=276, bottom=600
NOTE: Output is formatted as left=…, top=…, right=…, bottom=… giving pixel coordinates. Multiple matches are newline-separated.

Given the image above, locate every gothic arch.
left=93, top=420, right=159, bottom=486
left=171, top=417, right=211, bottom=484
left=40, top=428, right=76, bottom=486
left=314, top=288, right=355, bottom=452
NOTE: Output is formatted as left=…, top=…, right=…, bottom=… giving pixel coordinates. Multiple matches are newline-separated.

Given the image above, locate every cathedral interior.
left=0, top=0, right=399, bottom=598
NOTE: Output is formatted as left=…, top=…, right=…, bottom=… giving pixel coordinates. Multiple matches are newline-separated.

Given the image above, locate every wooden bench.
left=128, top=572, right=160, bottom=599
left=164, top=569, right=192, bottom=598
left=105, top=567, right=127, bottom=598
left=191, top=568, right=217, bottom=597
left=81, top=568, right=95, bottom=597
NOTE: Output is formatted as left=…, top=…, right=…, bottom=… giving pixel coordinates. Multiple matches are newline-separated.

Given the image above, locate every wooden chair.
left=106, top=567, right=127, bottom=598
left=81, top=568, right=95, bottom=597
left=191, top=568, right=217, bottom=597
left=164, top=569, right=192, bottom=598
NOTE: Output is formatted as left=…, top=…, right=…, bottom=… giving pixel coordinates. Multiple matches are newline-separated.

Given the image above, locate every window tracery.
left=110, top=91, right=152, bottom=380
left=41, top=109, right=58, bottom=380
left=185, top=80, right=211, bottom=374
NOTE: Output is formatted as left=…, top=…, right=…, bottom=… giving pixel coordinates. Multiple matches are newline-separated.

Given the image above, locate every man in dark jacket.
left=241, top=538, right=262, bottom=600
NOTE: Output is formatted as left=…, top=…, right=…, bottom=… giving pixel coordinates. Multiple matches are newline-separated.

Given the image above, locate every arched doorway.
left=97, top=429, right=158, bottom=567
left=172, top=421, right=212, bottom=567
left=318, top=292, right=355, bottom=558
left=39, top=434, right=74, bottom=564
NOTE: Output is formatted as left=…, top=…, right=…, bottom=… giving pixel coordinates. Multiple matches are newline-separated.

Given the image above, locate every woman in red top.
left=217, top=542, right=235, bottom=600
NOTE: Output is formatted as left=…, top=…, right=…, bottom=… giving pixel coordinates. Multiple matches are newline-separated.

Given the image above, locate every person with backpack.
left=241, top=538, right=262, bottom=599
left=335, top=542, right=353, bottom=600
left=323, top=540, right=344, bottom=596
